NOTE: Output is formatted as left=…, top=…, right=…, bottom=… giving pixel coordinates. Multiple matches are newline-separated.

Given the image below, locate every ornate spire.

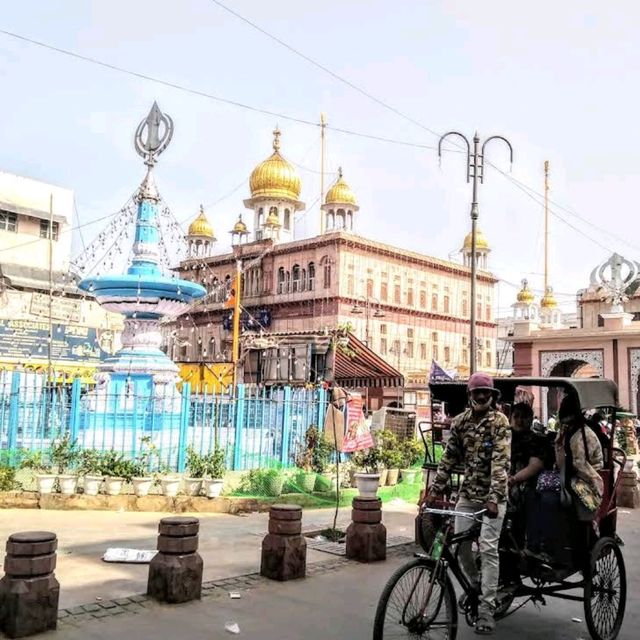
left=134, top=102, right=174, bottom=167
left=272, top=126, right=281, bottom=152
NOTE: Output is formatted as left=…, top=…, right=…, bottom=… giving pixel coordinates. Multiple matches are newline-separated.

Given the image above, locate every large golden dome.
left=325, top=167, right=357, bottom=206
left=540, top=285, right=558, bottom=309
left=249, top=128, right=301, bottom=201
left=187, top=205, right=215, bottom=239
left=462, top=229, right=490, bottom=251
left=516, top=279, right=535, bottom=304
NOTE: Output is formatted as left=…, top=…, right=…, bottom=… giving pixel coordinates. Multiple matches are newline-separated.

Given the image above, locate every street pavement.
left=1, top=503, right=638, bottom=639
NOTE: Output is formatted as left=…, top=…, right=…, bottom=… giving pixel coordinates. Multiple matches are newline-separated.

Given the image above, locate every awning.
left=334, top=333, right=404, bottom=388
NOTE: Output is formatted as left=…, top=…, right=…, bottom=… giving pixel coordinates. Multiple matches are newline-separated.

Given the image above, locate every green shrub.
left=240, top=467, right=284, bottom=495
left=0, top=466, right=16, bottom=491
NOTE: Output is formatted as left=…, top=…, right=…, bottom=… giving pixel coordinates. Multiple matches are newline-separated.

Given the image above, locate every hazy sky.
left=1, top=1, right=638, bottom=315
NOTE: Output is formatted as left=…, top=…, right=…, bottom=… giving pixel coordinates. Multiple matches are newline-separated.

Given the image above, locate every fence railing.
left=0, top=371, right=328, bottom=472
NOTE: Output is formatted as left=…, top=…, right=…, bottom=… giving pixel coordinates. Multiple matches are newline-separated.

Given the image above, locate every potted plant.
left=51, top=433, right=80, bottom=494
left=100, top=451, right=131, bottom=496
left=399, top=438, right=423, bottom=484
left=293, top=426, right=319, bottom=493
left=20, top=449, right=56, bottom=494
left=352, top=447, right=382, bottom=497
left=78, top=449, right=103, bottom=495
left=379, top=430, right=401, bottom=486
left=184, top=447, right=206, bottom=496
left=131, top=436, right=156, bottom=497
left=158, top=462, right=181, bottom=497
left=203, top=446, right=226, bottom=498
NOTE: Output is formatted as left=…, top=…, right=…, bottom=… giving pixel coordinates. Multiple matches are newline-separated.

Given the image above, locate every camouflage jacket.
left=430, top=408, right=511, bottom=504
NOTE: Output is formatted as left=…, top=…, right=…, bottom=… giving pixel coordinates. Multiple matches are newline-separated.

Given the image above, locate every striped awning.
left=334, top=333, right=404, bottom=388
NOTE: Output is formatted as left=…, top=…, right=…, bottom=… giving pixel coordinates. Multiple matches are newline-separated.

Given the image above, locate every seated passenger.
left=507, top=403, right=547, bottom=546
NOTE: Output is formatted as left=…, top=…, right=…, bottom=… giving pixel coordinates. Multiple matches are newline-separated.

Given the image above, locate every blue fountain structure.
left=77, top=103, right=205, bottom=443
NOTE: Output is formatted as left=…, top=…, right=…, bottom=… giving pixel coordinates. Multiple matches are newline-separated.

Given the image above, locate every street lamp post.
left=350, top=295, right=384, bottom=347
left=437, top=131, right=513, bottom=374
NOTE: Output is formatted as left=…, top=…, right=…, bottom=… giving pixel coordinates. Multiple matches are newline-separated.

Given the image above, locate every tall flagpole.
left=544, top=160, right=549, bottom=295
left=47, top=194, right=54, bottom=383
left=320, top=113, right=327, bottom=235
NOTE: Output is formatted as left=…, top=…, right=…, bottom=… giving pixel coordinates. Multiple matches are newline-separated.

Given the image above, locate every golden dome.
left=249, top=128, right=301, bottom=201
left=231, top=214, right=248, bottom=235
left=516, top=279, right=535, bottom=304
left=462, top=229, right=490, bottom=251
left=540, top=285, right=558, bottom=309
left=325, top=167, right=357, bottom=206
left=187, top=205, right=215, bottom=239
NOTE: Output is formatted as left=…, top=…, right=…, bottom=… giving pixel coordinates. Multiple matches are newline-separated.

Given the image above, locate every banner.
left=429, top=359, right=453, bottom=382
left=341, top=393, right=374, bottom=453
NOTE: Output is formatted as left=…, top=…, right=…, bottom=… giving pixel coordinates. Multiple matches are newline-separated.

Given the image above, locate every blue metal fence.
left=0, top=371, right=328, bottom=472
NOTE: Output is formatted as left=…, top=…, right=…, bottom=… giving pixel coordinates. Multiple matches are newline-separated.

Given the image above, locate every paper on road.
left=102, top=548, right=157, bottom=563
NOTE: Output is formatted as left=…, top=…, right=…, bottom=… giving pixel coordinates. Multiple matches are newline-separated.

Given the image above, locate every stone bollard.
left=0, top=531, right=59, bottom=638
left=260, top=504, right=306, bottom=581
left=147, top=516, right=203, bottom=603
left=346, top=496, right=386, bottom=562
left=617, top=470, right=640, bottom=508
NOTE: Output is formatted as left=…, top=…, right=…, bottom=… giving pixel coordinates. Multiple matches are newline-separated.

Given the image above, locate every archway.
left=546, top=358, right=599, bottom=418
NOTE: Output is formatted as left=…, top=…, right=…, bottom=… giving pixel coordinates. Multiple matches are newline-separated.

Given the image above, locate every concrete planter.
left=184, top=478, right=203, bottom=497
left=104, top=477, right=125, bottom=496
left=203, top=479, right=224, bottom=498
left=296, top=471, right=317, bottom=493
left=132, top=477, right=153, bottom=497
left=386, top=469, right=400, bottom=486
left=354, top=472, right=381, bottom=498
left=378, top=468, right=389, bottom=486
left=82, top=475, right=103, bottom=496
left=57, top=475, right=78, bottom=495
left=401, top=469, right=419, bottom=484
left=161, top=477, right=181, bottom=497
left=35, top=475, right=56, bottom=495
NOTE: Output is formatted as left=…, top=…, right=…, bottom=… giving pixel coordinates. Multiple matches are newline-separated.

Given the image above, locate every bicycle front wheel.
left=373, top=558, right=458, bottom=640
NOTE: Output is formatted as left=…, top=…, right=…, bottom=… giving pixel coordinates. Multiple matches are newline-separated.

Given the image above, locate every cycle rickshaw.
left=374, top=377, right=627, bottom=640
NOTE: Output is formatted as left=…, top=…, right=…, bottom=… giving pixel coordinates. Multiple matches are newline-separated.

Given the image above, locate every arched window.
left=292, top=264, right=301, bottom=292
left=431, top=293, right=438, bottom=311
left=462, top=297, right=468, bottom=316
left=285, top=270, right=291, bottom=293
left=277, top=267, right=285, bottom=294
left=366, top=278, right=374, bottom=298
left=284, top=209, right=291, bottom=229
left=308, top=262, right=315, bottom=290
left=328, top=210, right=335, bottom=229
left=337, top=208, right=346, bottom=229
left=321, top=256, right=331, bottom=289
left=443, top=295, right=450, bottom=313
left=347, top=211, right=353, bottom=230
left=258, top=207, right=264, bottom=227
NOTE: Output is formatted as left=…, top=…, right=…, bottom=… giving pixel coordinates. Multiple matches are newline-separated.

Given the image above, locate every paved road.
left=40, top=508, right=639, bottom=639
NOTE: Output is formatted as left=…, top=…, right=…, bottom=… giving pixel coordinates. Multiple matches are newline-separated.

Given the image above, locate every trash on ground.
left=225, top=622, right=241, bottom=634
left=229, top=592, right=241, bottom=599
left=571, top=617, right=582, bottom=623
left=620, top=510, right=631, bottom=514
left=102, top=548, right=157, bottom=563
left=313, top=535, right=328, bottom=542
left=95, top=597, right=102, bottom=601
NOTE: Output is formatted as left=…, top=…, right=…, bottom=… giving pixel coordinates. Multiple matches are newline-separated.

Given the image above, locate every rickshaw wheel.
left=584, top=537, right=626, bottom=640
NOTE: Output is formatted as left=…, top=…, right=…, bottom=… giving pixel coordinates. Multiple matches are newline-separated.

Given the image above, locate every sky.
left=0, top=0, right=639, bottom=316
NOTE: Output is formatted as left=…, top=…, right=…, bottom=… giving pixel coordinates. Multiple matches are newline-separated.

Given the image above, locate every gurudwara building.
left=168, top=128, right=498, bottom=403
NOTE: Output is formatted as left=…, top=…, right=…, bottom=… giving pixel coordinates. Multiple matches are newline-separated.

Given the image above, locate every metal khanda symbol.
left=134, top=102, right=174, bottom=166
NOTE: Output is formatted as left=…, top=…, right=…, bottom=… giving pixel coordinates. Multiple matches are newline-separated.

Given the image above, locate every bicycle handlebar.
left=422, top=507, right=488, bottom=522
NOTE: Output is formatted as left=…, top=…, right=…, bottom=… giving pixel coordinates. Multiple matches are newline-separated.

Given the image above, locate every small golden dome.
left=187, top=205, right=215, bottom=239
left=265, top=210, right=281, bottom=227
left=249, top=128, right=301, bottom=201
left=540, top=285, right=558, bottom=309
left=325, top=167, right=357, bottom=206
left=231, top=214, right=248, bottom=235
left=462, top=229, right=490, bottom=251
left=516, top=279, right=535, bottom=304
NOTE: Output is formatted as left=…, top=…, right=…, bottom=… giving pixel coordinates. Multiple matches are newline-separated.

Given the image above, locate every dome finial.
left=199, top=203, right=204, bottom=214
left=338, top=166, right=343, bottom=178
left=516, top=278, right=534, bottom=304
left=273, top=127, right=281, bottom=152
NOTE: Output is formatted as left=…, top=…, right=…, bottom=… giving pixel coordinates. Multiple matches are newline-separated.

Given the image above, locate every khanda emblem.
left=134, top=102, right=174, bottom=166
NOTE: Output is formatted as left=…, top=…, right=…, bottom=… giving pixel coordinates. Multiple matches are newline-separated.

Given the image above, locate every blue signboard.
left=0, top=318, right=110, bottom=363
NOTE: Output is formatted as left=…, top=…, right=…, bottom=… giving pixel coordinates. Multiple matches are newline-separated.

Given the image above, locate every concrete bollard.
left=147, top=516, right=203, bottom=603
left=346, top=496, right=386, bottom=562
left=260, top=504, right=306, bottom=581
left=0, top=531, right=60, bottom=638
left=617, top=470, right=640, bottom=508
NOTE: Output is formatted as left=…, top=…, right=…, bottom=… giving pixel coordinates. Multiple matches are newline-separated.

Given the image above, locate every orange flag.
left=223, top=275, right=238, bottom=309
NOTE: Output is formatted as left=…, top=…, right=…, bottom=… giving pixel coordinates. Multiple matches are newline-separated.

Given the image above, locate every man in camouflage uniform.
left=427, top=373, right=511, bottom=635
